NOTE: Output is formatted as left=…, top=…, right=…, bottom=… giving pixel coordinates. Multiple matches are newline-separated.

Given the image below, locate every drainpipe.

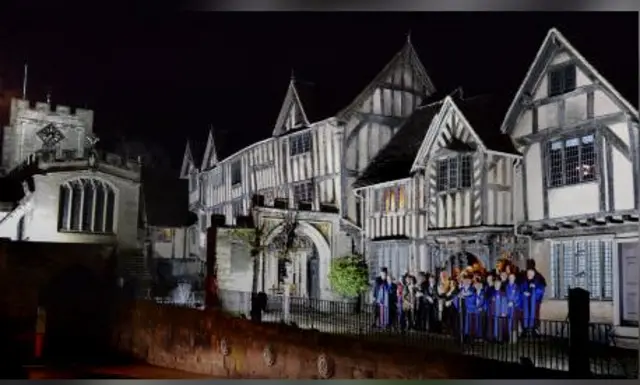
left=351, top=188, right=366, bottom=257
left=512, top=158, right=532, bottom=266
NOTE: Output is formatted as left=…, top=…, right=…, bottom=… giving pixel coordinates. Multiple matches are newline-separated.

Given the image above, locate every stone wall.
left=112, top=300, right=572, bottom=379
left=0, top=240, right=115, bottom=320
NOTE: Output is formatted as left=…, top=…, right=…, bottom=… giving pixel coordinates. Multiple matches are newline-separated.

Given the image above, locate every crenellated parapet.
left=10, top=98, right=94, bottom=130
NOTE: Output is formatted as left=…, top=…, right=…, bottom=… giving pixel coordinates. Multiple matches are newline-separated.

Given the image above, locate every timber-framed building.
left=184, top=28, right=638, bottom=334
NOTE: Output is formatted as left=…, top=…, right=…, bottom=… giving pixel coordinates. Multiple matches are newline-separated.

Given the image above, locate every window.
left=156, top=228, right=172, bottom=243
left=290, top=132, right=312, bottom=156
left=548, top=65, right=576, bottom=97
left=231, top=160, right=242, bottom=185
left=375, top=185, right=406, bottom=213
left=549, top=239, right=613, bottom=300
left=58, top=178, right=116, bottom=234
left=293, top=181, right=313, bottom=204
left=548, top=133, right=596, bottom=188
left=436, top=154, right=473, bottom=192
left=231, top=200, right=243, bottom=218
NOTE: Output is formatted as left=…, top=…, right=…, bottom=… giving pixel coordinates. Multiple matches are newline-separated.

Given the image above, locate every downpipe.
left=512, top=158, right=533, bottom=264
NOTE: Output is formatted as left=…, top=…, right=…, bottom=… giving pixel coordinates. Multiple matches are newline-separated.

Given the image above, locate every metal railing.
left=152, top=289, right=638, bottom=379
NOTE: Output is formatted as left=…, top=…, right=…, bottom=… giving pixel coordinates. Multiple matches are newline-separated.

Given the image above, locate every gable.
left=411, top=96, right=482, bottom=171
left=179, top=141, right=196, bottom=179
left=201, top=129, right=219, bottom=171
left=338, top=38, right=436, bottom=120
left=502, top=28, right=638, bottom=136
left=272, top=78, right=310, bottom=136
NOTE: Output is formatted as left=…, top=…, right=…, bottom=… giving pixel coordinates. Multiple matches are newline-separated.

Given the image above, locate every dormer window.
left=548, top=64, right=576, bottom=97
left=436, top=154, right=473, bottom=192
left=290, top=131, right=312, bottom=156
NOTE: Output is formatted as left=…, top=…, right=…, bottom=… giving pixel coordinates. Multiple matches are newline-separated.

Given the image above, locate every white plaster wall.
left=512, top=109, right=533, bottom=139
left=593, top=89, right=621, bottom=117
left=612, top=148, right=635, bottom=211
left=216, top=229, right=254, bottom=293
left=548, top=182, right=599, bottom=218
left=525, top=143, right=544, bottom=221
left=608, top=121, right=631, bottom=146
left=564, top=93, right=587, bottom=125
left=537, top=103, right=559, bottom=130
left=25, top=170, right=140, bottom=250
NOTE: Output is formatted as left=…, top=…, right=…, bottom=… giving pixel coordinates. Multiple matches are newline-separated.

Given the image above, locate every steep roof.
left=142, top=167, right=196, bottom=227
left=501, top=27, right=638, bottom=134
left=454, top=93, right=519, bottom=155
left=353, top=98, right=444, bottom=188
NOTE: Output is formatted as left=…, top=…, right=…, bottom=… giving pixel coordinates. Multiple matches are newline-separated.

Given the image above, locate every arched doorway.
left=40, top=264, right=109, bottom=362
left=263, top=221, right=330, bottom=299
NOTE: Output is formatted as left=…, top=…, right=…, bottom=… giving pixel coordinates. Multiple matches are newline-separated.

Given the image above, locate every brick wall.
left=112, top=301, right=572, bottom=379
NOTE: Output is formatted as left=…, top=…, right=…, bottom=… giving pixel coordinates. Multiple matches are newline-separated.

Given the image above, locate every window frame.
left=293, top=180, right=314, bottom=205
left=231, top=160, right=242, bottom=186
left=546, top=131, right=598, bottom=189
left=57, top=178, right=117, bottom=234
left=549, top=238, right=613, bottom=301
left=436, top=154, right=473, bottom=193
left=290, top=131, right=312, bottom=156
left=548, top=63, right=577, bottom=97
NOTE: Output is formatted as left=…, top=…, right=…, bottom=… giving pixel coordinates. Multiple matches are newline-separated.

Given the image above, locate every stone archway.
left=262, top=221, right=331, bottom=299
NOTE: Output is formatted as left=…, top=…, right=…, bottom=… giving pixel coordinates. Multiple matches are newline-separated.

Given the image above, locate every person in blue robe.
left=371, top=267, right=388, bottom=327
left=471, top=280, right=487, bottom=339
left=374, top=269, right=394, bottom=329
left=458, top=277, right=475, bottom=340
left=488, top=279, right=508, bottom=342
left=520, top=268, right=545, bottom=337
left=484, top=273, right=496, bottom=336
left=504, top=272, right=521, bottom=341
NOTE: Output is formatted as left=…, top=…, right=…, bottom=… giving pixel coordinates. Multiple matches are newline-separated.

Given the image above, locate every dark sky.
left=0, top=12, right=637, bottom=171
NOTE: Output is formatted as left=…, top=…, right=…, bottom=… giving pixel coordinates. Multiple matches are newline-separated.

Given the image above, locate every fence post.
left=568, top=287, right=591, bottom=378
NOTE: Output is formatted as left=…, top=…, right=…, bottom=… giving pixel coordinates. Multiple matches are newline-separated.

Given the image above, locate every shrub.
left=328, top=254, right=369, bottom=298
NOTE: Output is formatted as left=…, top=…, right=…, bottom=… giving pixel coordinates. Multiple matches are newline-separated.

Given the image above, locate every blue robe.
left=375, top=282, right=394, bottom=327
left=520, top=278, right=545, bottom=330
left=505, top=282, right=521, bottom=335
left=489, top=290, right=508, bottom=341
left=460, top=286, right=477, bottom=337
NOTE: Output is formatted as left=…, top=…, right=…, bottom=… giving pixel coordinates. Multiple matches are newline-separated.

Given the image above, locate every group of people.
left=372, top=258, right=546, bottom=342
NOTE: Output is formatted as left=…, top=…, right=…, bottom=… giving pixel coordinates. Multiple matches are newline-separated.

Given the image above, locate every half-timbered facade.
left=182, top=38, right=436, bottom=300
left=502, top=28, right=639, bottom=328
left=355, top=92, right=523, bottom=282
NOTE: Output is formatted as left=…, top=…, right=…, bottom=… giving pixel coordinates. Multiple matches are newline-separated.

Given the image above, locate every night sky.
left=0, top=12, right=637, bottom=172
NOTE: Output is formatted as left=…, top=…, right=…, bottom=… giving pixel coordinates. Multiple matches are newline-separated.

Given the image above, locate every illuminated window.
left=58, top=178, right=115, bottom=234
left=380, top=185, right=407, bottom=213
left=548, top=133, right=596, bottom=188
left=156, top=228, right=173, bottom=243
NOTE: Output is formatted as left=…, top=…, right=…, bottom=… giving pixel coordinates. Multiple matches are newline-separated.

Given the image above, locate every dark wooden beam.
left=378, top=82, right=423, bottom=97
left=600, top=125, right=631, bottom=161
left=515, top=112, right=627, bottom=146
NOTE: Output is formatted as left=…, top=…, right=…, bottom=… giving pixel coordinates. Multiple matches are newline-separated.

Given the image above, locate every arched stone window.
left=58, top=178, right=116, bottom=234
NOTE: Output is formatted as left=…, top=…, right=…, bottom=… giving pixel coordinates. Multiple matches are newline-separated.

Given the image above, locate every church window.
left=549, top=239, right=612, bottom=300
left=548, top=64, right=576, bottom=97
left=290, top=131, right=312, bottom=156
left=547, top=133, right=596, bottom=188
left=231, top=160, right=242, bottom=185
left=436, top=154, right=473, bottom=192
left=58, top=178, right=116, bottom=234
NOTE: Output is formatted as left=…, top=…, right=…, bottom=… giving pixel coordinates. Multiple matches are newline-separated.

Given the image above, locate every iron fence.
left=151, top=289, right=638, bottom=379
